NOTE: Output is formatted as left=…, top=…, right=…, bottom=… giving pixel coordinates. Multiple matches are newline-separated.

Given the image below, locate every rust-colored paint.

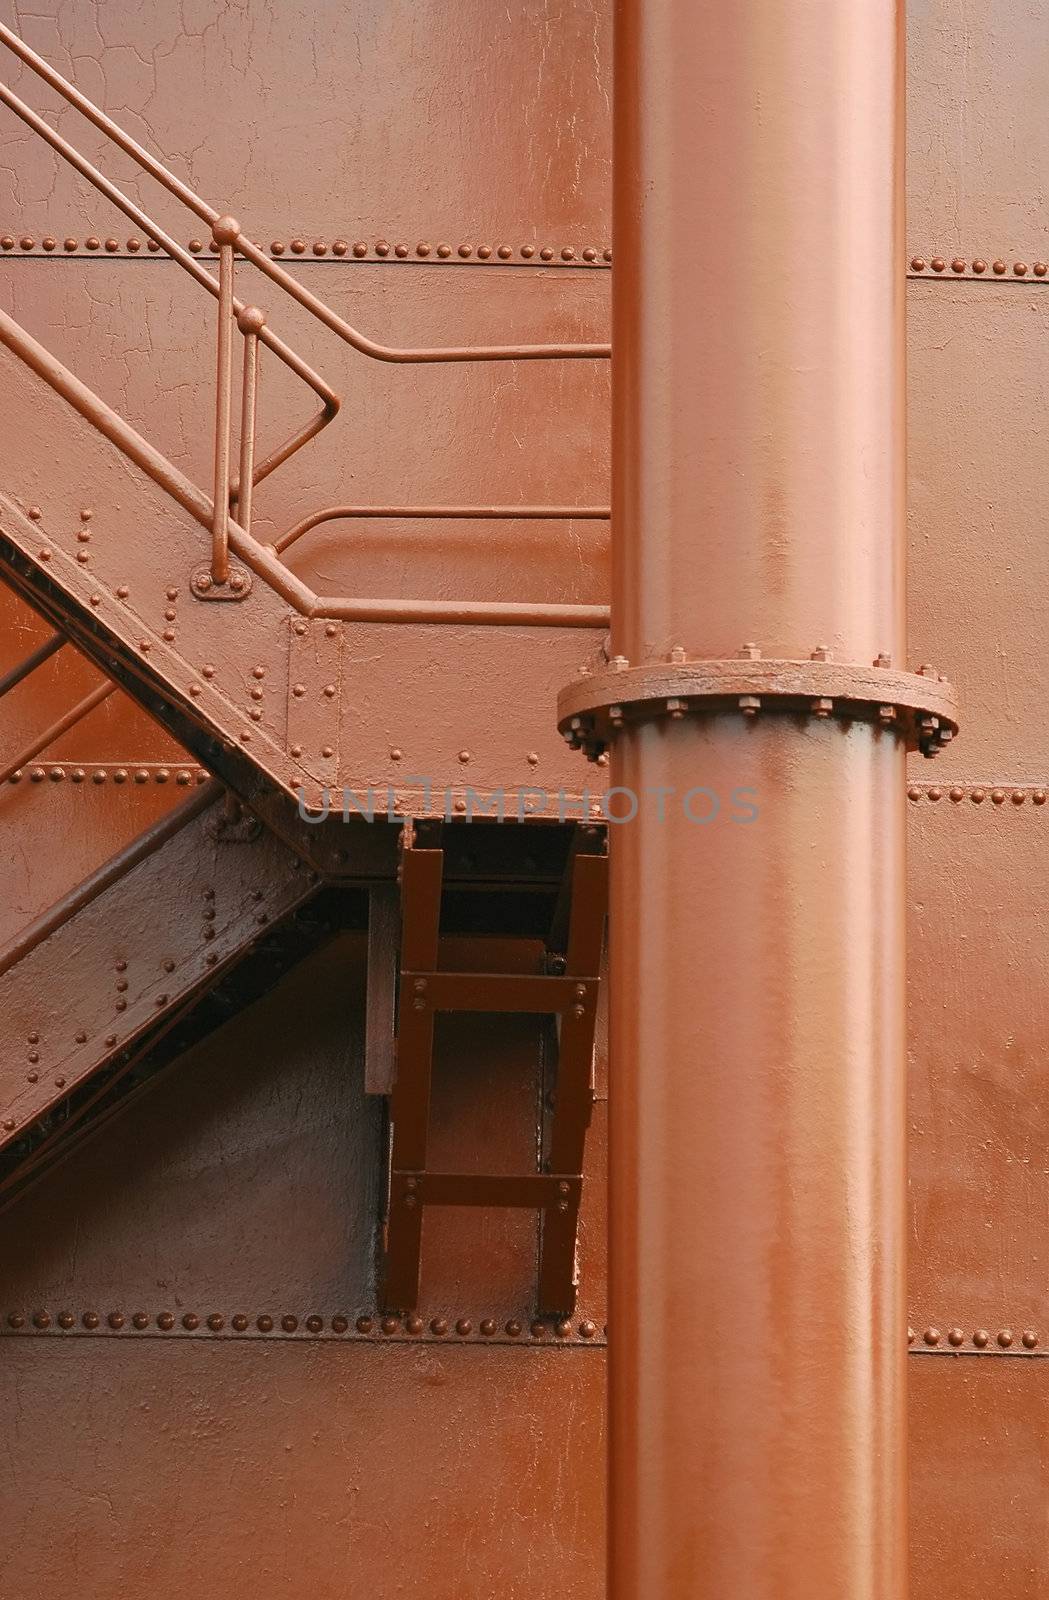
left=0, top=1, right=1047, bottom=1596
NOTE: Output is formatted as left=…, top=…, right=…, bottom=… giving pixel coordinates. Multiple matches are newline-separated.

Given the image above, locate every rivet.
left=972, top=259, right=986, bottom=273
left=0, top=235, right=12, bottom=250
left=271, top=240, right=286, bottom=255
left=540, top=246, right=554, bottom=261
left=32, top=1310, right=51, bottom=1329
left=58, top=1311, right=75, bottom=1328
left=405, top=1314, right=424, bottom=1335
left=928, top=786, right=942, bottom=802
left=127, top=237, right=141, bottom=252
left=256, top=1315, right=274, bottom=1332
left=458, top=749, right=470, bottom=763
left=998, top=1328, right=1014, bottom=1347
left=993, top=260, right=1007, bottom=274
left=312, top=240, right=327, bottom=255
left=992, top=789, right=1006, bottom=804
left=54, top=1077, right=65, bottom=1089
left=157, top=1312, right=175, bottom=1330
left=436, top=242, right=452, bottom=257
left=456, top=1319, right=473, bottom=1337
left=208, top=1314, right=225, bottom=1331
left=971, top=788, right=986, bottom=804
left=505, top=1320, right=522, bottom=1337
left=104, top=1035, right=116, bottom=1048
left=89, top=594, right=101, bottom=606
left=1022, top=1330, right=1039, bottom=1348
left=2, top=1117, right=15, bottom=1132
left=1035, top=791, right=1047, bottom=805
left=356, top=1316, right=374, bottom=1334
left=947, top=1327, right=964, bottom=1346
left=182, top=1313, right=199, bottom=1330
left=949, top=787, right=964, bottom=802
left=931, top=257, right=945, bottom=272
left=1012, top=789, right=1025, bottom=804
left=104, top=237, right=119, bottom=252
left=300, top=1315, right=320, bottom=1334
left=480, top=1319, right=497, bottom=1336
left=910, top=256, right=927, bottom=272
left=416, top=242, right=431, bottom=257
left=7, top=1312, right=26, bottom=1329
left=232, top=1314, right=249, bottom=1332
left=74, top=1030, right=87, bottom=1044
left=19, top=235, right=35, bottom=250
left=108, top=1311, right=125, bottom=1330
left=331, top=1316, right=349, bottom=1333
left=375, top=240, right=390, bottom=257
left=1035, top=263, right=1048, bottom=277
left=82, top=1311, right=100, bottom=1329
left=322, top=683, right=336, bottom=698
left=321, top=745, right=333, bottom=758
left=951, top=258, right=966, bottom=273
left=27, top=1051, right=39, bottom=1064
left=381, top=1317, right=399, bottom=1335
left=458, top=243, right=473, bottom=258
left=116, top=585, right=129, bottom=599
left=1015, top=262, right=1028, bottom=276
left=132, top=1312, right=149, bottom=1329
left=582, top=246, right=597, bottom=262
left=332, top=239, right=348, bottom=256
left=923, top=1327, right=941, bottom=1346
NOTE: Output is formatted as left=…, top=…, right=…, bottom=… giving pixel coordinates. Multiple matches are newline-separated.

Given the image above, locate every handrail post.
left=210, top=215, right=240, bottom=584
left=235, top=306, right=265, bottom=538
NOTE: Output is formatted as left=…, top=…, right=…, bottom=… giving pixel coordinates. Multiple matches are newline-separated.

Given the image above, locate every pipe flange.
left=557, top=649, right=959, bottom=761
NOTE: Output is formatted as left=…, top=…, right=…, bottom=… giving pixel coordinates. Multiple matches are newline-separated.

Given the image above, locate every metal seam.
left=907, top=783, right=1048, bottom=805
left=909, top=1323, right=1042, bottom=1353
left=1, top=1310, right=607, bottom=1346
left=908, top=254, right=1049, bottom=280
left=5, top=762, right=208, bottom=785
left=0, top=233, right=612, bottom=266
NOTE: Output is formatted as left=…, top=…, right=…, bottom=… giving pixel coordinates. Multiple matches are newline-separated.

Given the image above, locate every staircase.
left=0, top=25, right=610, bottom=1315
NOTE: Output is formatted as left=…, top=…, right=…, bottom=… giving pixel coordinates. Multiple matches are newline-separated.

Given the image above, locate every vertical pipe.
left=210, top=218, right=240, bottom=584
left=608, top=4, right=907, bottom=1598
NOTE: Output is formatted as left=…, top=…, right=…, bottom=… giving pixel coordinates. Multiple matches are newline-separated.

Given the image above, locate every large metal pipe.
left=608, top=4, right=908, bottom=1596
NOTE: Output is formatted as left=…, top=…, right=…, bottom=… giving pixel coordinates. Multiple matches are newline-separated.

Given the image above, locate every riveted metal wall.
left=0, top=0, right=1046, bottom=1595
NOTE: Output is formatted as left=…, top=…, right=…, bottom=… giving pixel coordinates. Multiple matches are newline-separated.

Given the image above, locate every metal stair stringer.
left=0, top=783, right=323, bottom=1163
left=0, top=320, right=342, bottom=816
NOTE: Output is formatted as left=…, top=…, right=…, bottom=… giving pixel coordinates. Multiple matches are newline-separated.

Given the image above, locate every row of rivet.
left=0, top=234, right=611, bottom=264
left=910, top=1325, right=1041, bottom=1350
left=910, top=256, right=1048, bottom=277
left=7, top=237, right=1049, bottom=275
left=908, top=784, right=1047, bottom=805
left=7, top=764, right=207, bottom=785
left=2, top=1309, right=604, bottom=1341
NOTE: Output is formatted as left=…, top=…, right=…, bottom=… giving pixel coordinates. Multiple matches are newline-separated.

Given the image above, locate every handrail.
left=0, top=679, right=116, bottom=787
left=0, top=23, right=610, bottom=626
left=0, top=24, right=611, bottom=367
left=0, top=630, right=64, bottom=696
left=274, top=503, right=611, bottom=556
left=0, top=781, right=221, bottom=978
left=0, top=309, right=611, bottom=628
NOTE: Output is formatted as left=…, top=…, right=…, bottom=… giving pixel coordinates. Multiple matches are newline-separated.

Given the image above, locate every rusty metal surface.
left=0, top=0, right=1046, bottom=1594
left=0, top=1338, right=605, bottom=1598
left=909, top=1357, right=1049, bottom=1600
left=0, top=786, right=320, bottom=1151
left=0, top=0, right=611, bottom=248
left=0, top=935, right=607, bottom=1332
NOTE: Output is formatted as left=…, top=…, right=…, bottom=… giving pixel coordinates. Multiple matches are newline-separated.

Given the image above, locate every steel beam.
left=607, top=3, right=909, bottom=1595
